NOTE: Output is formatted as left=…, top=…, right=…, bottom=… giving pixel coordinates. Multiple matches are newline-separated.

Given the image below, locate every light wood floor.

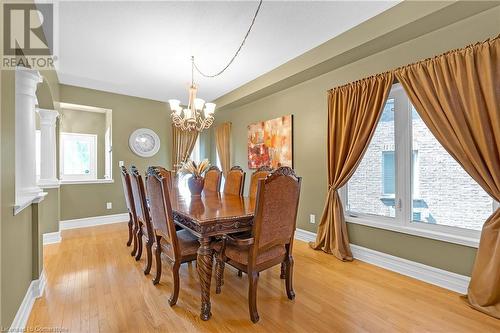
left=27, top=223, right=500, bottom=332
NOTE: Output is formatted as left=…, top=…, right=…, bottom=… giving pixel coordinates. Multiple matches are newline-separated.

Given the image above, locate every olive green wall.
left=211, top=5, right=500, bottom=277
left=59, top=84, right=172, bottom=220
left=60, top=109, right=107, bottom=178
left=1, top=69, right=35, bottom=326
left=0, top=66, right=59, bottom=326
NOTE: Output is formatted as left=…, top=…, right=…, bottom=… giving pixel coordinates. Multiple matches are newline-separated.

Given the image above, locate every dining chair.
left=130, top=166, right=155, bottom=274
left=146, top=166, right=199, bottom=306
left=249, top=166, right=273, bottom=199
left=233, top=166, right=274, bottom=278
left=213, top=166, right=302, bottom=323
left=223, top=166, right=246, bottom=196
left=204, top=165, right=222, bottom=193
left=120, top=166, right=139, bottom=256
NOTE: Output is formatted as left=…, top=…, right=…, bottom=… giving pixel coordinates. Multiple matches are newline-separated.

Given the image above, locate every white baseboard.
left=43, top=231, right=61, bottom=244
left=60, top=213, right=129, bottom=230
left=9, top=270, right=46, bottom=331
left=295, top=228, right=317, bottom=243
left=294, top=228, right=470, bottom=294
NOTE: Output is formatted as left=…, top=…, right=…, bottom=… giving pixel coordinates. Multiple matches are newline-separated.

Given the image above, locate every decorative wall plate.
left=129, top=128, right=160, bottom=157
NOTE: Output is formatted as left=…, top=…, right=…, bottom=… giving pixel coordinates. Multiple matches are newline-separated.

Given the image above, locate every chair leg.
left=168, top=262, right=180, bottom=306
left=152, top=236, right=162, bottom=285
left=285, top=256, right=295, bottom=300
left=237, top=270, right=243, bottom=277
left=131, top=224, right=138, bottom=256
left=248, top=271, right=260, bottom=323
left=215, top=255, right=225, bottom=294
left=280, top=262, right=286, bottom=279
left=143, top=239, right=153, bottom=275
left=126, top=214, right=133, bottom=247
left=135, top=228, right=143, bottom=261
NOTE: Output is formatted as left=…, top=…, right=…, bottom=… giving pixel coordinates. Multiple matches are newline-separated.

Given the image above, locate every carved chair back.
left=223, top=166, right=246, bottom=196
left=204, top=166, right=222, bottom=192
left=130, top=166, right=154, bottom=239
left=120, top=166, right=137, bottom=222
left=250, top=167, right=301, bottom=265
left=149, top=166, right=176, bottom=194
left=249, top=166, right=273, bottom=199
left=146, top=166, right=181, bottom=261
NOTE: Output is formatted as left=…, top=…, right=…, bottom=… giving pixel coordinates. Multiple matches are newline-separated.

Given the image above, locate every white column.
left=37, top=108, right=59, bottom=188
left=15, top=67, right=44, bottom=212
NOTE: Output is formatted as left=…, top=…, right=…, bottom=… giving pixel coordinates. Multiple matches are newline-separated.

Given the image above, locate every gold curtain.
left=215, top=122, right=231, bottom=176
left=395, top=36, right=500, bottom=318
left=172, top=124, right=199, bottom=171
left=310, top=73, right=394, bottom=261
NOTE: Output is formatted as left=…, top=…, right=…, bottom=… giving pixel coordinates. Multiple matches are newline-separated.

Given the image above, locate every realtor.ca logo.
left=2, top=2, right=57, bottom=69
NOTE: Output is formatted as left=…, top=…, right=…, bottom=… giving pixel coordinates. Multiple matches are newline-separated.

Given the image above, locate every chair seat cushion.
left=214, top=241, right=286, bottom=266
left=160, top=229, right=199, bottom=258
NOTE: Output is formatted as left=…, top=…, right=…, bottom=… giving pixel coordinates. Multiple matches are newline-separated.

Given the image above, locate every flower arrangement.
left=178, top=159, right=210, bottom=179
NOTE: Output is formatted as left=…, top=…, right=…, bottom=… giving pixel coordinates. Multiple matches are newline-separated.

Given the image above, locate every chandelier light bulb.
left=204, top=103, right=216, bottom=115
left=168, top=99, right=180, bottom=111
left=194, top=98, right=205, bottom=111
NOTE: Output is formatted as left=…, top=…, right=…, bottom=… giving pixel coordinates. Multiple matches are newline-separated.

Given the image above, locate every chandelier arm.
left=192, top=0, right=263, bottom=78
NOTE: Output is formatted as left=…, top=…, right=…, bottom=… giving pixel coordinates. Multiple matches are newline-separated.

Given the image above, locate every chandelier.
left=168, top=56, right=215, bottom=132
left=168, top=0, right=263, bottom=133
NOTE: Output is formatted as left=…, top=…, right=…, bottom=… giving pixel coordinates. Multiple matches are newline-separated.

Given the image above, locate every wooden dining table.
left=169, top=188, right=256, bottom=320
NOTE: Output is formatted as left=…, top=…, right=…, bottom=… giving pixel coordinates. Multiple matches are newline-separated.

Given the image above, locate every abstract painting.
left=247, top=115, right=293, bottom=169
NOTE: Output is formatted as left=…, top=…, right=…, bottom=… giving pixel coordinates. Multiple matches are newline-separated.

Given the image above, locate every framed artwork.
left=247, top=115, right=293, bottom=169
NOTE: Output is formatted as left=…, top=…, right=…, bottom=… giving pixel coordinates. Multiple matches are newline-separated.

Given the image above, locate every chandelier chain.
left=192, top=0, right=263, bottom=78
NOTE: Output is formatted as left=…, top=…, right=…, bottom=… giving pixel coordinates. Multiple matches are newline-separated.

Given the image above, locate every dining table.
left=169, top=187, right=257, bottom=321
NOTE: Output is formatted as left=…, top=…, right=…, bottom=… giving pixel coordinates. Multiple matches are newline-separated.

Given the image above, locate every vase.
left=188, top=176, right=204, bottom=196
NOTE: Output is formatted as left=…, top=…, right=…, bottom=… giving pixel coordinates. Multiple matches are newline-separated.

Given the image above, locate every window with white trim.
left=344, top=84, right=497, bottom=246
left=190, top=135, right=201, bottom=162
left=60, top=132, right=97, bottom=181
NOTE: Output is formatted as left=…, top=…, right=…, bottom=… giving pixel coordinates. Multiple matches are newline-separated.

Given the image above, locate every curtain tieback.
left=328, top=184, right=338, bottom=192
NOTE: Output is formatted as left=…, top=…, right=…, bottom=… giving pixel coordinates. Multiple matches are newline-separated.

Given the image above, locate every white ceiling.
left=56, top=1, right=398, bottom=103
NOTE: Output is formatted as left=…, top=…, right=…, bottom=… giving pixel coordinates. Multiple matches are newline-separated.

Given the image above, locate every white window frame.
left=104, top=126, right=112, bottom=179
left=60, top=132, right=97, bottom=181
left=190, top=135, right=201, bottom=162
left=342, top=84, right=498, bottom=248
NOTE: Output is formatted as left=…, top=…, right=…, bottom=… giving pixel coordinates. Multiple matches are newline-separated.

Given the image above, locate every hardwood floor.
left=27, top=223, right=500, bottom=332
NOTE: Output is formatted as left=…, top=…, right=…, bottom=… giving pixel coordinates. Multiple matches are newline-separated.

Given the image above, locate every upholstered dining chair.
left=130, top=166, right=155, bottom=275
left=204, top=165, right=222, bottom=193
left=249, top=166, right=273, bottom=199
left=120, top=166, right=139, bottom=256
left=223, top=166, right=246, bottom=196
left=146, top=166, right=199, bottom=306
left=213, top=166, right=302, bottom=323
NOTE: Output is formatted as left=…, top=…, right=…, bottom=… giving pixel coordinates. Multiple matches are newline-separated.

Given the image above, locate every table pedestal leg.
left=197, top=237, right=213, bottom=320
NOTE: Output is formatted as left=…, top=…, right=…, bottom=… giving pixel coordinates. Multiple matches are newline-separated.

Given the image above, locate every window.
left=382, top=151, right=395, bottom=195
left=104, top=127, right=111, bottom=179
left=344, top=84, right=496, bottom=247
left=60, top=133, right=97, bottom=180
left=410, top=107, right=492, bottom=231
left=347, top=98, right=395, bottom=218
left=190, top=135, right=201, bottom=162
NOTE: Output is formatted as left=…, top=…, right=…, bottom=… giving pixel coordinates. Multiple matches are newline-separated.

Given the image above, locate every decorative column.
left=15, top=67, right=44, bottom=213
left=37, top=108, right=59, bottom=188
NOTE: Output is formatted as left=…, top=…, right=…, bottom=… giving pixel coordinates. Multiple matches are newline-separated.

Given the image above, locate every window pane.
left=382, top=151, right=395, bottom=195
left=347, top=99, right=396, bottom=217
left=190, top=136, right=200, bottom=162
left=411, top=107, right=492, bottom=230
left=61, top=134, right=96, bottom=179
